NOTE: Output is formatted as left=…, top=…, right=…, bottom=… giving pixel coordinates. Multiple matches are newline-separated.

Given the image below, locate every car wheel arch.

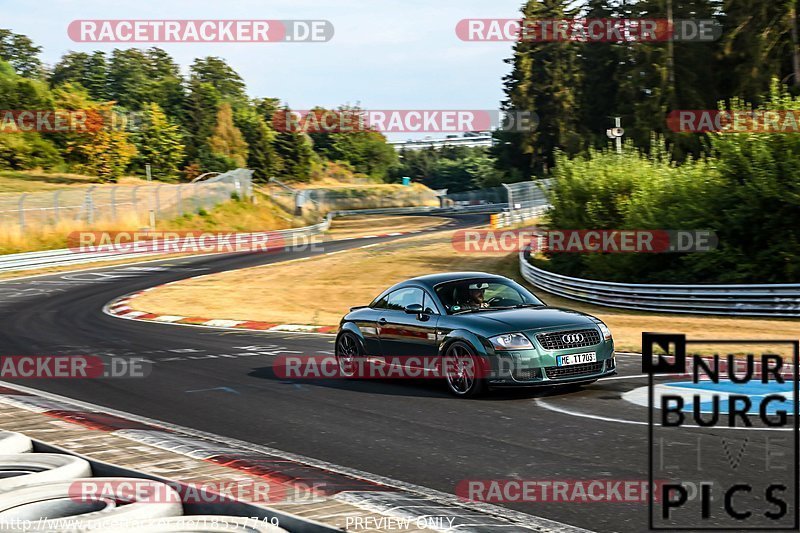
left=337, top=323, right=367, bottom=351
left=437, top=329, right=489, bottom=358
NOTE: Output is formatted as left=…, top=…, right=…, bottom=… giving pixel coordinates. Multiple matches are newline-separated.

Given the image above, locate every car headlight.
left=489, top=333, right=534, bottom=351
left=597, top=322, right=612, bottom=341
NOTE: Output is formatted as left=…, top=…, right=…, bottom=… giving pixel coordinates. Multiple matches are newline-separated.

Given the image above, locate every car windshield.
left=435, top=278, right=544, bottom=314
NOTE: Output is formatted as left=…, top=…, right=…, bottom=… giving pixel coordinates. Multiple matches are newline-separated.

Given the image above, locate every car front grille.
left=536, top=328, right=601, bottom=351
left=513, top=367, right=537, bottom=381
left=544, top=361, right=604, bottom=379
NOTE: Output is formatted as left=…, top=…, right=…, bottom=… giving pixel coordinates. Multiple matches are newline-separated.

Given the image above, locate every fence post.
left=85, top=187, right=95, bottom=225
left=502, top=183, right=513, bottom=211
left=18, top=193, right=26, bottom=231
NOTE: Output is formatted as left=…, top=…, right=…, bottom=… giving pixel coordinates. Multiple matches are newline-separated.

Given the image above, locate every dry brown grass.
left=133, top=229, right=800, bottom=354
left=0, top=171, right=149, bottom=195
left=324, top=215, right=445, bottom=239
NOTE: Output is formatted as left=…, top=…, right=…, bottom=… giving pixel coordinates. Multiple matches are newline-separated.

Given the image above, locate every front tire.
left=443, top=341, right=486, bottom=398
left=336, top=331, right=364, bottom=379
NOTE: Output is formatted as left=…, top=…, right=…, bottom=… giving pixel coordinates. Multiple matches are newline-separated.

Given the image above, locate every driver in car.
left=466, top=282, right=490, bottom=309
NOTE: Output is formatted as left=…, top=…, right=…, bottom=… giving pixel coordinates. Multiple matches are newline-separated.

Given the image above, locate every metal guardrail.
left=0, top=201, right=504, bottom=274
left=519, top=250, right=800, bottom=317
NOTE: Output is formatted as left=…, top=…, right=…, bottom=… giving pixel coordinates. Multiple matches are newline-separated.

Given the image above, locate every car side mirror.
left=404, top=303, right=424, bottom=315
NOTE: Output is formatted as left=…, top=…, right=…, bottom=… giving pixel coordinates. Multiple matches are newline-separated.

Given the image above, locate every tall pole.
left=666, top=0, right=676, bottom=106
left=792, top=0, right=800, bottom=87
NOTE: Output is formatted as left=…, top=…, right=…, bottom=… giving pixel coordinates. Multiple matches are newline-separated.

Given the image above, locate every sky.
left=3, top=0, right=526, bottom=139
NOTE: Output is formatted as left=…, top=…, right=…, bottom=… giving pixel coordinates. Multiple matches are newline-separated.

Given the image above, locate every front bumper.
left=487, top=356, right=617, bottom=388
left=483, top=337, right=616, bottom=387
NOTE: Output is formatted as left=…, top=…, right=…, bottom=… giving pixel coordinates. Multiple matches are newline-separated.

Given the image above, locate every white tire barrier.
left=0, top=454, right=91, bottom=492
left=117, top=515, right=288, bottom=532
left=0, top=477, right=182, bottom=532
left=0, top=432, right=32, bottom=454
left=0, top=433, right=300, bottom=532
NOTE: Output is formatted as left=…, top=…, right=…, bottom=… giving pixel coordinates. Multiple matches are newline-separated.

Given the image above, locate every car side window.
left=422, top=292, right=439, bottom=315
left=372, top=295, right=389, bottom=309
left=384, top=288, right=424, bottom=311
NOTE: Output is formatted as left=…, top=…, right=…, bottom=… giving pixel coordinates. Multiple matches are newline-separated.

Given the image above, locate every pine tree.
left=494, top=0, right=582, bottom=178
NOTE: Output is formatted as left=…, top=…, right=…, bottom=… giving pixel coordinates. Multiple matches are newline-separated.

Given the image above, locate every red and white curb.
left=105, top=287, right=339, bottom=334
left=102, top=225, right=454, bottom=334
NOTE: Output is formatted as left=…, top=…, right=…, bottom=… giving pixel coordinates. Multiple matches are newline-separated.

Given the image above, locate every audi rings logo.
left=562, top=333, right=585, bottom=344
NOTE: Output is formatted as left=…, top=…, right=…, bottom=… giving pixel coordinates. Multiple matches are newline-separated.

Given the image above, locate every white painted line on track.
left=538, top=373, right=794, bottom=431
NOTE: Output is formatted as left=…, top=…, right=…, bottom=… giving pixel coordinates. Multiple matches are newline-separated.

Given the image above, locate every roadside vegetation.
left=0, top=30, right=399, bottom=184
left=541, top=83, right=800, bottom=284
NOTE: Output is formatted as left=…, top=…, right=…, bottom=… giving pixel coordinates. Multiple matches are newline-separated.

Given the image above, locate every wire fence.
left=264, top=179, right=441, bottom=218
left=0, top=169, right=253, bottom=232
left=444, top=186, right=508, bottom=205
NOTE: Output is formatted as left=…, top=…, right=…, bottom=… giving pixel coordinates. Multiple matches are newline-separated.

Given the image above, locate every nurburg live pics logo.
left=643, top=332, right=800, bottom=530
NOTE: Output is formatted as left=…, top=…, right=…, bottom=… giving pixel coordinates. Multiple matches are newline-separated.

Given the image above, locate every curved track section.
left=0, top=213, right=775, bottom=532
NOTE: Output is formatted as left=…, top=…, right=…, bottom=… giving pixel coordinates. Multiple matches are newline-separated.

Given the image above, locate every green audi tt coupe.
left=336, top=272, right=616, bottom=397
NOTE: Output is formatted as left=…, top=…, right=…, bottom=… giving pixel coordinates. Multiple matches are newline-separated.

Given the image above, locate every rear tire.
left=443, top=341, right=486, bottom=398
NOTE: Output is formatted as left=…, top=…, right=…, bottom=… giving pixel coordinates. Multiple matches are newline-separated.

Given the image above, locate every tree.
left=0, top=29, right=42, bottom=77
left=207, top=102, right=248, bottom=168
left=716, top=0, right=797, bottom=104
left=273, top=106, right=314, bottom=181
left=235, top=105, right=278, bottom=182
left=190, top=57, right=247, bottom=103
left=51, top=51, right=109, bottom=101
left=494, top=0, right=582, bottom=178
left=107, top=49, right=152, bottom=109
left=183, top=78, right=222, bottom=163
left=133, top=102, right=185, bottom=180
left=53, top=84, right=136, bottom=182
left=307, top=106, right=399, bottom=180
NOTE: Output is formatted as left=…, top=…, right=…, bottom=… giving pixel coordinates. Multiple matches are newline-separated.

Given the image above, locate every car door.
left=377, top=286, right=440, bottom=359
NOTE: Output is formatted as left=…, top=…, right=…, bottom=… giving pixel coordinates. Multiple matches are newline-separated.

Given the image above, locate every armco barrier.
left=519, top=250, right=800, bottom=317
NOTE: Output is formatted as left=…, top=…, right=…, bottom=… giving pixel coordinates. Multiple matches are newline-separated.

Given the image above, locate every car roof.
left=394, top=272, right=508, bottom=291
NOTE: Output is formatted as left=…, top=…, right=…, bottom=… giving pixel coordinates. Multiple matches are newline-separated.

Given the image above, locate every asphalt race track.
left=0, top=214, right=792, bottom=532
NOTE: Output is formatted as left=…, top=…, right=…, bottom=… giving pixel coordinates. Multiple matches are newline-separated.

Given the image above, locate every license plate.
left=557, top=352, right=597, bottom=366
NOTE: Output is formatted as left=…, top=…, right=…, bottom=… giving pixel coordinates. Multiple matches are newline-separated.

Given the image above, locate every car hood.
left=449, top=307, right=597, bottom=336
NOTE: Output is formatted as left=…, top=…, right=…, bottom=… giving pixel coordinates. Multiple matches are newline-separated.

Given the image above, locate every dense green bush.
left=545, top=83, right=800, bottom=283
